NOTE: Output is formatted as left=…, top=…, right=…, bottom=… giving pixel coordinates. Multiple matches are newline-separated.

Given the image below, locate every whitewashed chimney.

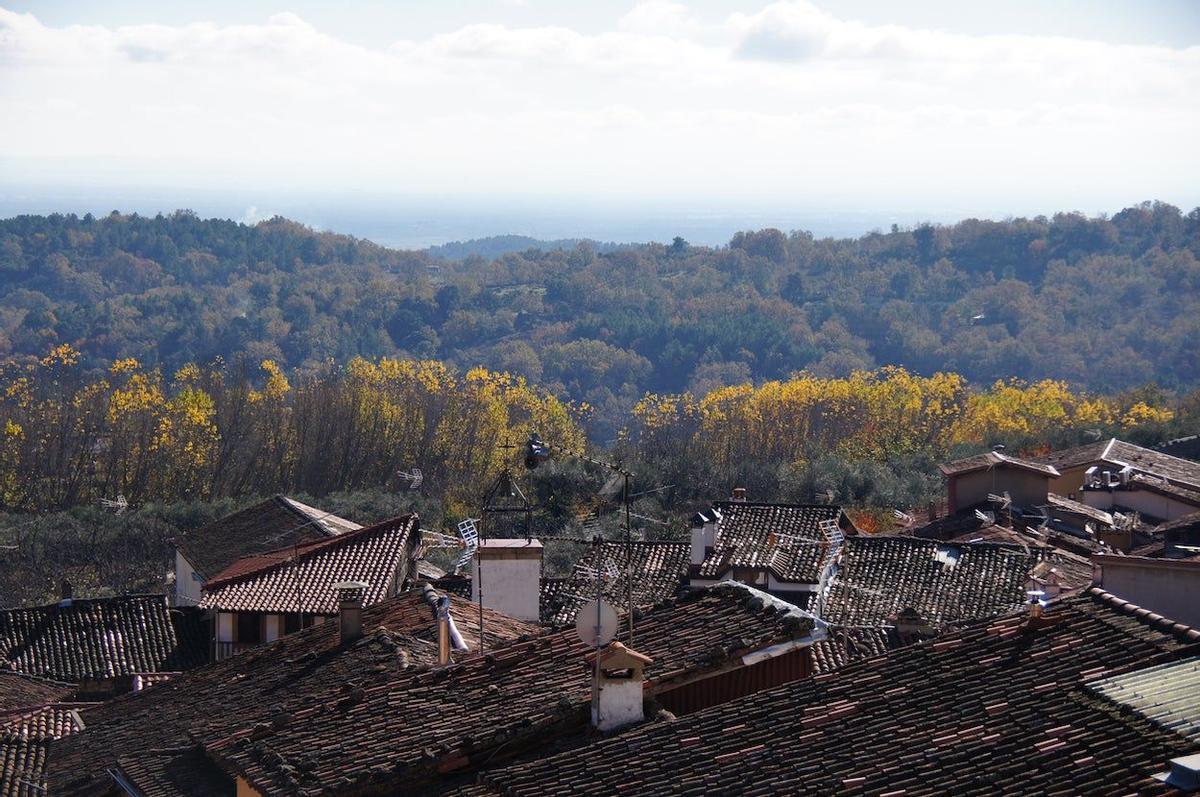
left=689, top=507, right=722, bottom=568
left=472, top=538, right=543, bottom=622
left=588, top=642, right=653, bottom=732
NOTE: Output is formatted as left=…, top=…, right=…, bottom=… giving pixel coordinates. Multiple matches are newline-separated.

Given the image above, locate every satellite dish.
left=575, top=599, right=618, bottom=647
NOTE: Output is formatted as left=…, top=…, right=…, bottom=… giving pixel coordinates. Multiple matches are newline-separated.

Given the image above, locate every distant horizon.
left=1, top=183, right=1189, bottom=251
left=3, top=2, right=1197, bottom=221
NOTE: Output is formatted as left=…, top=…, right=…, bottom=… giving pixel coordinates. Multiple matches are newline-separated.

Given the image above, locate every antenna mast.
left=523, top=433, right=637, bottom=646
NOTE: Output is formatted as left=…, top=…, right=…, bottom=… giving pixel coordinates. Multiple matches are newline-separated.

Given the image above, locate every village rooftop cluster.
left=3, top=436, right=1200, bottom=795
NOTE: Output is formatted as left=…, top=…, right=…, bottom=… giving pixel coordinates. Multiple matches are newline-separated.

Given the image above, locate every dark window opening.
left=237, top=612, right=262, bottom=644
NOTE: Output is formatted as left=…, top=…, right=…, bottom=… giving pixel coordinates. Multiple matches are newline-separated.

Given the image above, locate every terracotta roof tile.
left=474, top=589, right=1200, bottom=796
left=0, top=596, right=207, bottom=683
left=0, top=700, right=92, bottom=797
left=540, top=540, right=689, bottom=626
left=1040, top=438, right=1200, bottom=491
left=45, top=589, right=538, bottom=797
left=939, top=451, right=1060, bottom=478
left=198, top=585, right=821, bottom=794
left=697, top=502, right=842, bottom=584
left=199, top=514, right=418, bottom=614
left=1, top=732, right=49, bottom=797
left=823, top=537, right=1092, bottom=629
left=0, top=673, right=72, bottom=713
left=108, top=747, right=235, bottom=797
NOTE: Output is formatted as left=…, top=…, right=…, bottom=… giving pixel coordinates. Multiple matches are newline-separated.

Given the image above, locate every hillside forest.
left=1, top=203, right=1198, bottom=441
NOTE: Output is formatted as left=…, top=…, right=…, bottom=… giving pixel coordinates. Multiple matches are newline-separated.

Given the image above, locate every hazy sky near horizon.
left=2, top=0, right=1199, bottom=219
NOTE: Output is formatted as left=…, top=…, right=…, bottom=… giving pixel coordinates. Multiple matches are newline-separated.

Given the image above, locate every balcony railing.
left=213, top=641, right=259, bottom=661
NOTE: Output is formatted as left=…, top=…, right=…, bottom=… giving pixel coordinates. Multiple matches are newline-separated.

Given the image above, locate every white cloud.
left=0, top=2, right=1196, bottom=210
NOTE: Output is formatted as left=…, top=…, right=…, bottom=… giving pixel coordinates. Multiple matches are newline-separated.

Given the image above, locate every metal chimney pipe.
left=437, top=595, right=452, bottom=665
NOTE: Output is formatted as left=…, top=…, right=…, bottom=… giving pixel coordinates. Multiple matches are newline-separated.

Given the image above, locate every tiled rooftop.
left=823, top=536, right=1093, bottom=629
left=45, top=589, right=539, bottom=797
left=0, top=704, right=93, bottom=739
left=1125, top=473, right=1200, bottom=506
left=0, top=596, right=207, bottom=683
left=175, top=495, right=360, bottom=580
left=695, top=502, right=843, bottom=584
left=99, top=584, right=821, bottom=795
left=1046, top=492, right=1115, bottom=526
left=1040, top=438, right=1200, bottom=490
left=199, top=514, right=419, bottom=614
left=0, top=673, right=71, bottom=713
left=108, top=748, right=235, bottom=797
left=939, top=450, right=1061, bottom=478
left=540, top=540, right=689, bottom=626
left=1, top=732, right=49, bottom=797
left=470, top=588, right=1200, bottom=796
left=0, top=697, right=93, bottom=797
left=809, top=626, right=899, bottom=674
left=200, top=589, right=818, bottom=794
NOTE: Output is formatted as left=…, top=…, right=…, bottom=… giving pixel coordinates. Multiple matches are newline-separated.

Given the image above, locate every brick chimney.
left=732, top=487, right=747, bottom=502
left=333, top=581, right=369, bottom=644
left=587, top=641, right=653, bottom=732
left=472, top=538, right=543, bottom=622
left=58, top=579, right=73, bottom=607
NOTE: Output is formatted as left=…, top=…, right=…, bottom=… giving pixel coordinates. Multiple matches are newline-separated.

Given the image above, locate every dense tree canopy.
left=1, top=204, right=1197, bottom=438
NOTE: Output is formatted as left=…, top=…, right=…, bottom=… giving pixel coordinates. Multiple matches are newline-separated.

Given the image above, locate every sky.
left=1, top=1, right=1199, bottom=245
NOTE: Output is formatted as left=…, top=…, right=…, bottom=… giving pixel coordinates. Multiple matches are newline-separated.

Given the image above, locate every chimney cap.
left=334, top=581, right=369, bottom=603
left=585, top=640, right=654, bottom=669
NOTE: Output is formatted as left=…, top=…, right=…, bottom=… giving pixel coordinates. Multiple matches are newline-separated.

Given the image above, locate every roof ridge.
left=4, top=593, right=169, bottom=612
left=204, top=514, right=416, bottom=590
left=1085, top=586, right=1200, bottom=643
left=271, top=493, right=311, bottom=523
left=712, top=500, right=842, bottom=510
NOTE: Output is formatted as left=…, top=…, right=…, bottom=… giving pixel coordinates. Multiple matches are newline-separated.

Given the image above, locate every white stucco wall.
left=593, top=678, right=644, bottom=731
left=216, top=612, right=235, bottom=643
left=690, top=522, right=717, bottom=566
left=264, top=614, right=282, bottom=642
left=1097, top=557, right=1200, bottom=628
left=472, top=550, right=543, bottom=621
left=174, top=550, right=204, bottom=607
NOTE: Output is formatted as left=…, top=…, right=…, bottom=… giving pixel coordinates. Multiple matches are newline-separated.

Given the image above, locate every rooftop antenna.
left=420, top=522, right=479, bottom=571
left=524, top=432, right=638, bottom=646
left=396, top=467, right=424, bottom=490
left=474, top=438, right=531, bottom=653
left=100, top=494, right=128, bottom=514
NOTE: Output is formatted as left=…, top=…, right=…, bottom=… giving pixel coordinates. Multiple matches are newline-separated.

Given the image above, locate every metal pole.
left=593, top=534, right=602, bottom=726
left=624, top=471, right=633, bottom=646
left=478, top=514, right=485, bottom=655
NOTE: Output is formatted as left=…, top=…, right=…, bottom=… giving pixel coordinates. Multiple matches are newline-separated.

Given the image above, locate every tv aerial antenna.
left=396, top=467, right=424, bottom=490
left=420, top=519, right=479, bottom=572
left=100, top=494, right=128, bottom=514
